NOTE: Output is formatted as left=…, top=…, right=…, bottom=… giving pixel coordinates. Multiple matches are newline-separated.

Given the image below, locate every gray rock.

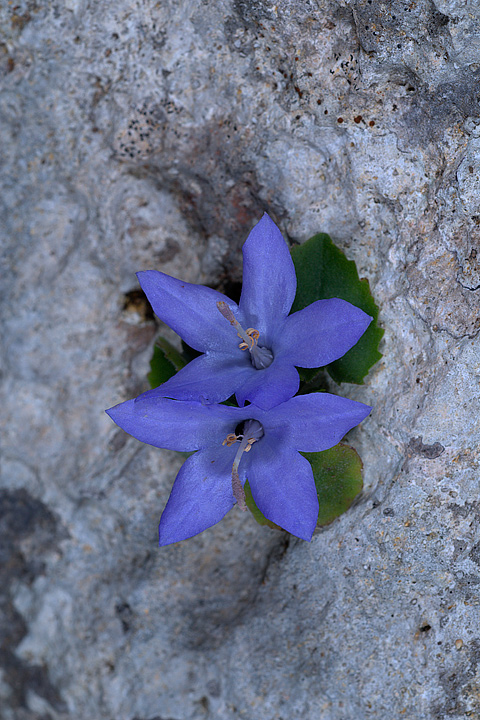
left=1, top=0, right=479, bottom=718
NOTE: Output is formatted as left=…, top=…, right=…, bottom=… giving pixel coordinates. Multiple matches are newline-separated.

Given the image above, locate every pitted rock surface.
left=1, top=1, right=479, bottom=718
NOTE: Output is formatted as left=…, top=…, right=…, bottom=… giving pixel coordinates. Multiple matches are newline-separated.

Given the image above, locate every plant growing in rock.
left=107, top=214, right=383, bottom=544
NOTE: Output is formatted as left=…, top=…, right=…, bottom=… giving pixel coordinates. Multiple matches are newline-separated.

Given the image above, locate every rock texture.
left=1, top=1, right=480, bottom=718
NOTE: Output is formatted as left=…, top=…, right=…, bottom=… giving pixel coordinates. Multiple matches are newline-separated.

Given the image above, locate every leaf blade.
left=302, top=443, right=363, bottom=527
left=148, top=338, right=183, bottom=389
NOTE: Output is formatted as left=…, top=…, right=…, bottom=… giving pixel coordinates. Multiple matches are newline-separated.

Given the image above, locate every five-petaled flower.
left=106, top=392, right=371, bottom=544
left=136, top=213, right=372, bottom=411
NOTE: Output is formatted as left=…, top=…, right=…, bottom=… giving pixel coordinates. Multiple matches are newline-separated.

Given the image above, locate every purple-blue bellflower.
left=136, top=214, right=372, bottom=411
left=106, top=393, right=371, bottom=544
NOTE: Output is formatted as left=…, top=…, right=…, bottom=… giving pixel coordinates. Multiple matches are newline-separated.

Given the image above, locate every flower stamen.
left=243, top=437, right=257, bottom=452
left=217, top=301, right=259, bottom=351
left=216, top=301, right=274, bottom=370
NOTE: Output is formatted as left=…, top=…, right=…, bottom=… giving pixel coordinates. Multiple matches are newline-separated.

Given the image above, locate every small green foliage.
left=245, top=443, right=363, bottom=531
left=148, top=337, right=187, bottom=389
left=291, top=233, right=383, bottom=384
left=157, top=337, right=188, bottom=371
left=303, top=443, right=363, bottom=527
left=148, top=232, right=374, bottom=532
left=295, top=369, right=328, bottom=395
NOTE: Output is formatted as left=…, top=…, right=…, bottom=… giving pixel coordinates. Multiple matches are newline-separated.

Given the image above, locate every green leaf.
left=290, top=233, right=383, bottom=384
left=304, top=443, right=363, bottom=527
left=156, top=337, right=188, bottom=371
left=222, top=395, right=240, bottom=407
left=148, top=337, right=186, bottom=389
left=244, top=443, right=363, bottom=531
left=295, top=368, right=328, bottom=395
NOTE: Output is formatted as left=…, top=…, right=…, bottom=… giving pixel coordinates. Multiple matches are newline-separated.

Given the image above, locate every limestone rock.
left=1, top=1, right=479, bottom=718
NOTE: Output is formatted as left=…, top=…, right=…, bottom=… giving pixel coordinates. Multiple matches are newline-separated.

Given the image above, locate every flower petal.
left=239, top=214, right=297, bottom=343
left=139, top=351, right=256, bottom=405
left=278, top=298, right=372, bottom=367
left=137, top=270, right=238, bottom=353
left=106, top=396, right=243, bottom=452
left=263, top=393, right=372, bottom=452
left=235, top=358, right=300, bottom=411
left=158, top=447, right=238, bottom=546
left=247, top=437, right=318, bottom=541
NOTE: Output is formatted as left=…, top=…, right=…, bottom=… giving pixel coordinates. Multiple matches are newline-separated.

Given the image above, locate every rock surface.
left=1, top=1, right=480, bottom=718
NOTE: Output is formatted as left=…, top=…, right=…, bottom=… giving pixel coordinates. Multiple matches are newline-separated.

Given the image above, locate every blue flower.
left=136, top=214, right=372, bottom=411
left=106, top=392, right=371, bottom=544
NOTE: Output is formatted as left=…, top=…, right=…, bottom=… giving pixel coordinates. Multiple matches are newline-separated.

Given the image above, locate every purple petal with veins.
left=106, top=393, right=371, bottom=545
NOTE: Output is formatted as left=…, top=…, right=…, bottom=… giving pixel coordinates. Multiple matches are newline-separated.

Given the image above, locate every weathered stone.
left=1, top=0, right=480, bottom=718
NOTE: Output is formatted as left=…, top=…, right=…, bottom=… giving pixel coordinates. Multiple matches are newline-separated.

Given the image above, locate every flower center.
left=216, top=301, right=274, bottom=370
left=222, top=419, right=264, bottom=510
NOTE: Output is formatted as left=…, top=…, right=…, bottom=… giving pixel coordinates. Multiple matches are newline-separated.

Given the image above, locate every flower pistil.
left=216, top=301, right=273, bottom=370
left=222, top=419, right=264, bottom=511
